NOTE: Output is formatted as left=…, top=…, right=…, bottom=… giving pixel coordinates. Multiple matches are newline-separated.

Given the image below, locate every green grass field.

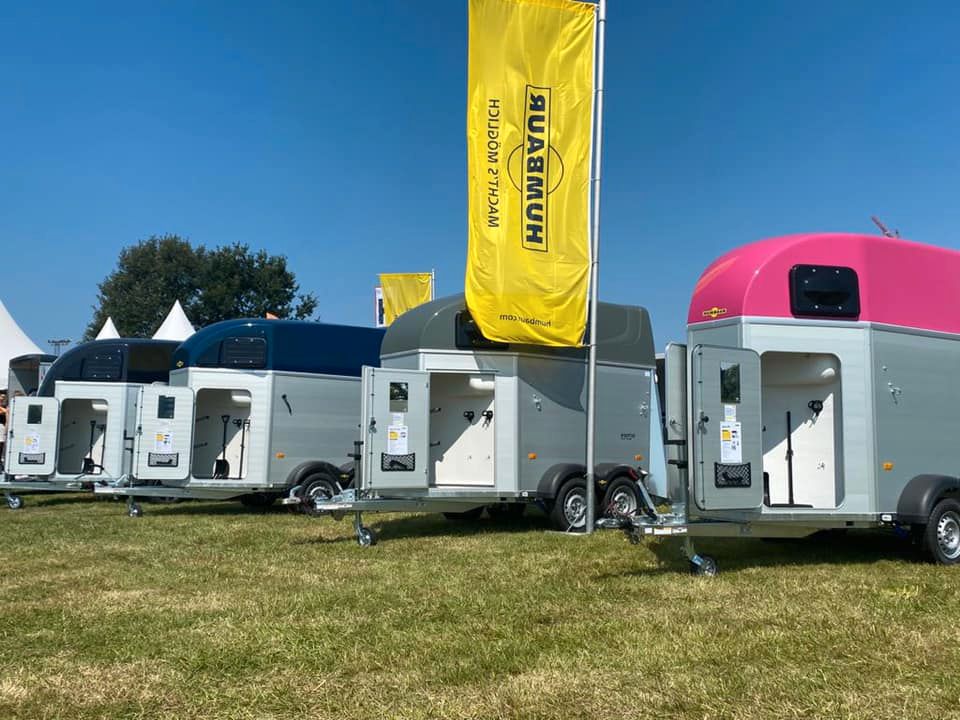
left=1, top=494, right=958, bottom=720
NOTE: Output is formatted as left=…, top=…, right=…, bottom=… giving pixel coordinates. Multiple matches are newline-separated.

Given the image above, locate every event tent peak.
left=95, top=316, right=121, bottom=340
left=0, top=298, right=43, bottom=379
left=152, top=300, right=195, bottom=342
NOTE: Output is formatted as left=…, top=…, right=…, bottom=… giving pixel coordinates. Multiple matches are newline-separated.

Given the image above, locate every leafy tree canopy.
left=85, top=235, right=318, bottom=339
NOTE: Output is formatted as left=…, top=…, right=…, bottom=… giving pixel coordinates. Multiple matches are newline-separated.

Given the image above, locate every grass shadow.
left=294, top=509, right=554, bottom=545
left=603, top=529, right=924, bottom=577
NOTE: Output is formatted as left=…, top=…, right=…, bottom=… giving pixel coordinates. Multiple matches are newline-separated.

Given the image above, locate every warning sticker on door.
left=387, top=425, right=409, bottom=455
left=23, top=431, right=40, bottom=453
left=723, top=404, right=737, bottom=422
left=720, top=421, right=742, bottom=464
left=154, top=429, right=173, bottom=453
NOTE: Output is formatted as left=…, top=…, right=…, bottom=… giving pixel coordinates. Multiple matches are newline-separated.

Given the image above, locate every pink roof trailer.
left=605, top=233, right=960, bottom=572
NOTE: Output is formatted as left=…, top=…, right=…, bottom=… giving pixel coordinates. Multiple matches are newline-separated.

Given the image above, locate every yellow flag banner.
left=379, top=272, right=434, bottom=325
left=466, top=0, right=595, bottom=346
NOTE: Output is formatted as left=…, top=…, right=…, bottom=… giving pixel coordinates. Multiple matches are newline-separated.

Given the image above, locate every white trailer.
left=2, top=340, right=178, bottom=509
left=93, top=319, right=384, bottom=516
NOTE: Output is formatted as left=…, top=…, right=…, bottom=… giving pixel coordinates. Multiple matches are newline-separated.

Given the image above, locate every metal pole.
left=431, top=269, right=436, bottom=300
left=584, top=0, right=606, bottom=534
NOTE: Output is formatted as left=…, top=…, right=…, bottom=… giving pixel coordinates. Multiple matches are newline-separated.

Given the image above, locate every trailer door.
left=134, top=386, right=195, bottom=482
left=362, top=366, right=430, bottom=491
left=692, top=345, right=763, bottom=511
left=5, top=396, right=59, bottom=475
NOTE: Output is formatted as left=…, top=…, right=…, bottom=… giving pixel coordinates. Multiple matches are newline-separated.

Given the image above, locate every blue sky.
left=3, top=0, right=959, bottom=350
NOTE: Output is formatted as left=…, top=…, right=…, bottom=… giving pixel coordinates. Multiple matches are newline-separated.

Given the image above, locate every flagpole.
left=584, top=0, right=606, bottom=534
left=431, top=269, right=436, bottom=300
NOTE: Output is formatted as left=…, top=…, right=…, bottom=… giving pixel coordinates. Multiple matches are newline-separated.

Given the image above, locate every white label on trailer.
left=387, top=425, right=409, bottom=455
left=720, top=421, right=742, bottom=464
left=723, top=404, right=737, bottom=422
left=391, top=412, right=405, bottom=425
left=154, top=427, right=173, bottom=453
left=24, top=431, right=40, bottom=453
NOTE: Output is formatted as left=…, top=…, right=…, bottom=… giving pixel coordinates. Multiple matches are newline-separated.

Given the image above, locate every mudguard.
left=537, top=463, right=637, bottom=501
left=896, top=474, right=960, bottom=524
left=285, top=460, right=350, bottom=490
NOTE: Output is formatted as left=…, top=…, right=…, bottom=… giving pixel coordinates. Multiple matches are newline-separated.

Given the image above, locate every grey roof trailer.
left=303, top=294, right=661, bottom=544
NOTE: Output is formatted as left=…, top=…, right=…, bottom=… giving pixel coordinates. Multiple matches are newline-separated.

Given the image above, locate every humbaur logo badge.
left=507, top=85, right=565, bottom=254
left=702, top=306, right=728, bottom=319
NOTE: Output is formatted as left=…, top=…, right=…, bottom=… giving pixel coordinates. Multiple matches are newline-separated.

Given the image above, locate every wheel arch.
left=286, top=460, right=350, bottom=490
left=537, top=462, right=638, bottom=500
left=897, top=474, right=960, bottom=524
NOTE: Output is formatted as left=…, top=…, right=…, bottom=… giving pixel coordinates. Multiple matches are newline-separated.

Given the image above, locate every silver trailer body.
left=2, top=340, right=178, bottom=508
left=611, top=233, right=960, bottom=570
left=118, top=366, right=362, bottom=495
left=307, top=295, right=660, bottom=541
left=94, top=319, right=384, bottom=513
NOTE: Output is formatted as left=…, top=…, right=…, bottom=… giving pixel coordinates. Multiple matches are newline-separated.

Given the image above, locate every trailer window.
left=720, top=362, right=740, bottom=404
left=128, top=345, right=176, bottom=384
left=455, top=311, right=508, bottom=350
left=790, top=265, right=860, bottom=318
left=389, top=382, right=409, bottom=412
left=221, top=337, right=267, bottom=369
left=81, top=350, right=123, bottom=380
left=27, top=404, right=43, bottom=424
left=157, top=395, right=176, bottom=419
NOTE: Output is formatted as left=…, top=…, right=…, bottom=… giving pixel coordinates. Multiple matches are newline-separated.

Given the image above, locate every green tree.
left=85, top=235, right=318, bottom=339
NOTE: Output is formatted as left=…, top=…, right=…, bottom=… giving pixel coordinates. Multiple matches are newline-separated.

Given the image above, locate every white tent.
left=94, top=316, right=121, bottom=340
left=1, top=299, right=44, bottom=383
left=152, top=300, right=195, bottom=342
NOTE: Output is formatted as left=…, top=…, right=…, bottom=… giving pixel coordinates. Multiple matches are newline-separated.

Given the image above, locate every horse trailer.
left=2, top=339, right=178, bottom=509
left=601, top=232, right=960, bottom=571
left=94, top=319, right=384, bottom=516
left=296, top=294, right=660, bottom=544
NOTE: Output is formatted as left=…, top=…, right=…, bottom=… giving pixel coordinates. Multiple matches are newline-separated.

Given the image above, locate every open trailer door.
left=362, top=366, right=430, bottom=491
left=692, top=345, right=763, bottom=511
left=5, top=396, right=59, bottom=476
left=133, top=385, right=195, bottom=482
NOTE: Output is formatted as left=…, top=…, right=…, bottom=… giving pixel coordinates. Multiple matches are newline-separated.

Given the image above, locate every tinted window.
left=790, top=265, right=860, bottom=318
left=128, top=344, right=176, bottom=384
left=27, top=405, right=43, bottom=424
left=157, top=395, right=176, bottom=419
left=221, top=337, right=267, bottom=368
left=81, top=350, right=123, bottom=380
left=720, top=362, right=741, bottom=404
left=455, top=311, right=508, bottom=350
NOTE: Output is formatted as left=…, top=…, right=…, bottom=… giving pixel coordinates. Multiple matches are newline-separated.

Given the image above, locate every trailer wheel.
left=550, top=477, right=590, bottom=532
left=443, top=507, right=484, bottom=521
left=924, top=498, right=960, bottom=565
left=6, top=494, right=23, bottom=511
left=690, top=555, right=718, bottom=577
left=602, top=477, right=641, bottom=517
left=357, top=526, right=377, bottom=547
left=301, top=474, right=338, bottom=517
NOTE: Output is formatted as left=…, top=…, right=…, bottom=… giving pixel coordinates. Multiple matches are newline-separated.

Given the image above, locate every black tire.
left=601, top=477, right=641, bottom=517
left=486, top=503, right=526, bottom=522
left=549, top=477, right=591, bottom=532
left=690, top=555, right=719, bottom=576
left=240, top=493, right=277, bottom=510
left=443, top=507, right=484, bottom=521
left=923, top=498, right=960, bottom=565
left=300, top=474, right=339, bottom=517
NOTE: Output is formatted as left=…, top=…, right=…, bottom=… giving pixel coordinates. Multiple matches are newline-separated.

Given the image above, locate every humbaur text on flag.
left=465, top=0, right=596, bottom=346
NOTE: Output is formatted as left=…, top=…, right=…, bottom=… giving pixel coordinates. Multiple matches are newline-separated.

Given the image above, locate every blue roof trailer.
left=95, top=320, right=385, bottom=515
left=3, top=340, right=179, bottom=508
